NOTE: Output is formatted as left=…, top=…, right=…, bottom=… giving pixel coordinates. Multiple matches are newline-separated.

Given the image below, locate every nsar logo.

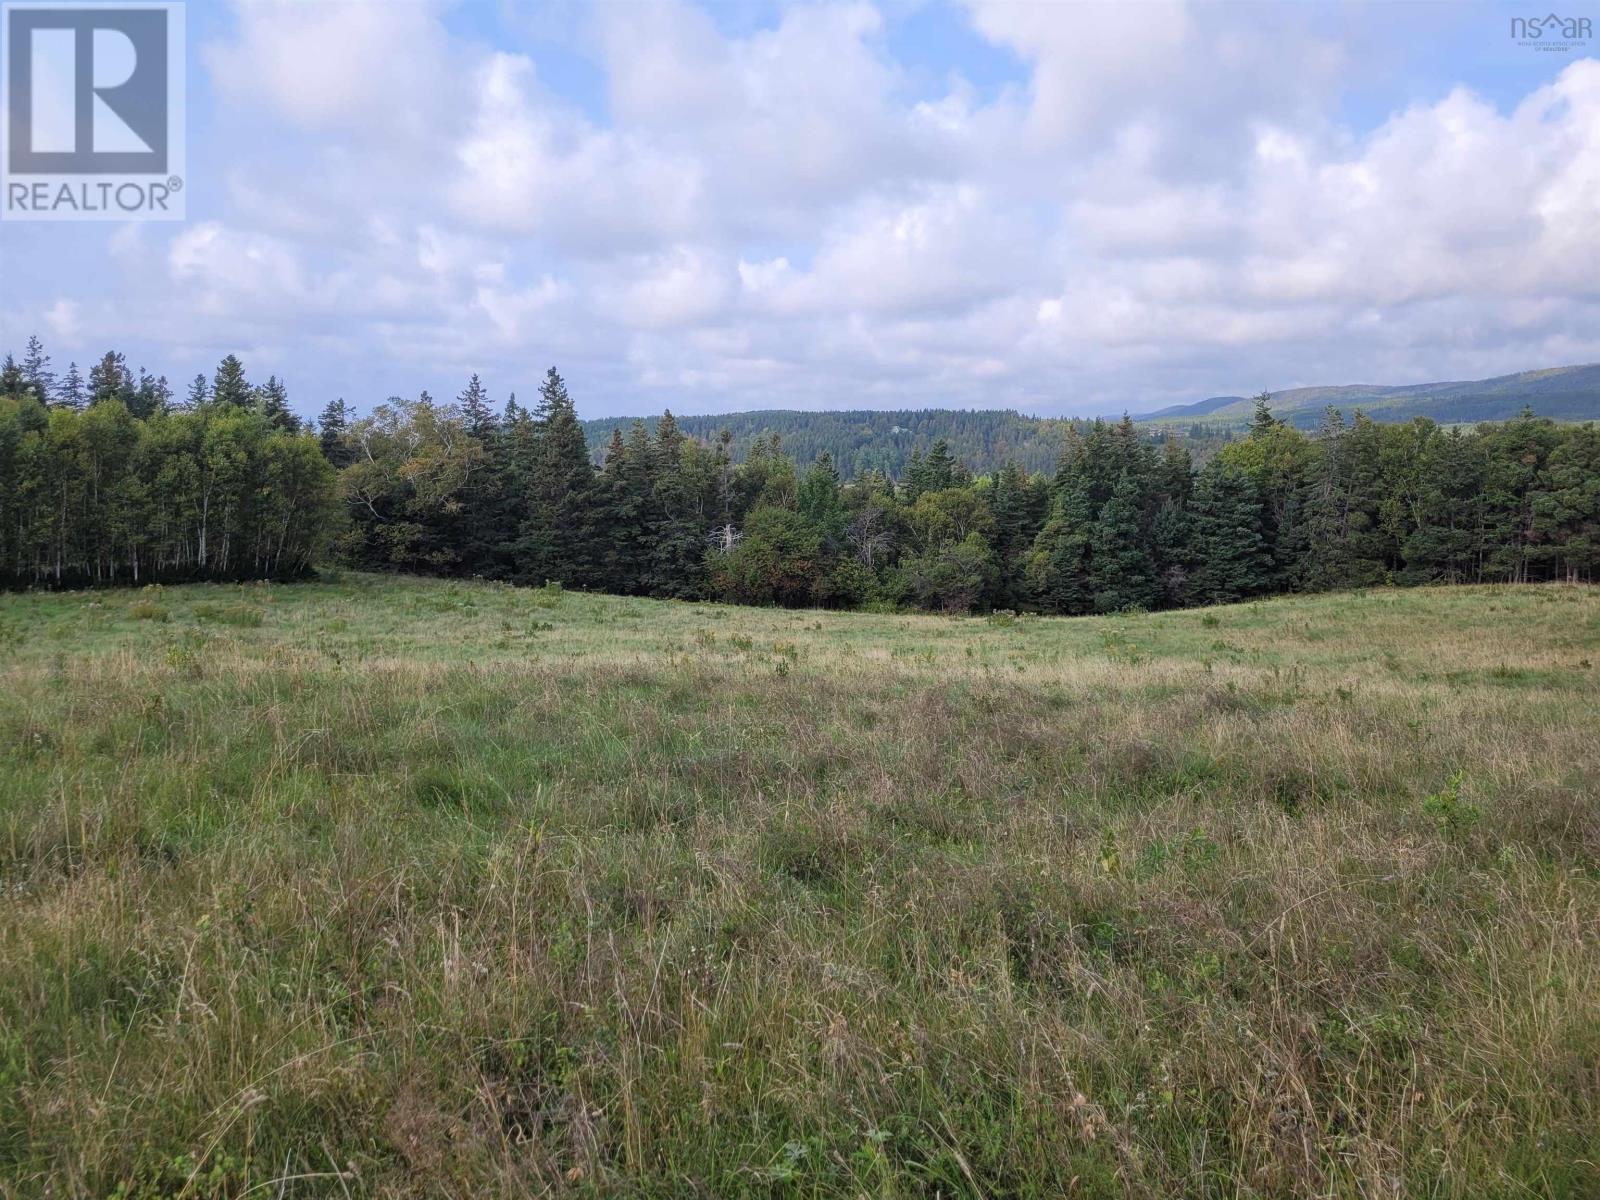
left=2, top=1, right=185, bottom=221
left=1510, top=12, right=1593, bottom=51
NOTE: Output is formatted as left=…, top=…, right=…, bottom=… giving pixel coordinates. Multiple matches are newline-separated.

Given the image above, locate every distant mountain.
left=1135, top=363, right=1600, bottom=430
left=582, top=364, right=1600, bottom=478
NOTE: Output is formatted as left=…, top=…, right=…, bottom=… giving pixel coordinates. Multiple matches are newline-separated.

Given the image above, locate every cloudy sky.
left=2, top=0, right=1598, bottom=419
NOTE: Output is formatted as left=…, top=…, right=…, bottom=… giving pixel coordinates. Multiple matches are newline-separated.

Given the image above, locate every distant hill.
left=1137, top=363, right=1600, bottom=430
left=582, top=363, right=1600, bottom=478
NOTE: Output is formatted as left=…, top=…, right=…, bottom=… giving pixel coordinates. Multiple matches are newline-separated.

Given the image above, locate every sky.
left=2, top=0, right=1598, bottom=421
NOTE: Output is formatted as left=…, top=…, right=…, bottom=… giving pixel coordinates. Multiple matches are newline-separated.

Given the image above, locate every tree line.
left=583, top=407, right=1245, bottom=480
left=4, top=335, right=1598, bottom=606
left=1, top=341, right=334, bottom=586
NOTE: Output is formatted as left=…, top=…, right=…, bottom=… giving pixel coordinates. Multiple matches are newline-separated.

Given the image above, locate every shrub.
left=1422, top=770, right=1480, bottom=835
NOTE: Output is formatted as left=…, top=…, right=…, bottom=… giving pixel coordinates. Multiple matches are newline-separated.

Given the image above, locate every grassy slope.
left=1, top=576, right=1598, bottom=1198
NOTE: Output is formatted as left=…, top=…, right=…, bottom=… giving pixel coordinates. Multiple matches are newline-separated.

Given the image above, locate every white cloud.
left=613, top=246, right=736, bottom=330
left=205, top=0, right=455, bottom=137
left=4, top=1, right=1597, bottom=417
left=451, top=52, right=703, bottom=251
left=169, top=222, right=313, bottom=315
left=43, top=299, right=81, bottom=344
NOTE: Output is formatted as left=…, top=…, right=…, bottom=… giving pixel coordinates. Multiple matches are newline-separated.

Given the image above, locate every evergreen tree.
left=653, top=409, right=685, bottom=466
left=212, top=355, right=250, bottom=408
left=987, top=460, right=1045, bottom=606
left=1224, top=411, right=1312, bottom=590
left=1532, top=423, right=1600, bottom=583
left=21, top=335, right=54, bottom=404
left=254, top=375, right=298, bottom=432
left=1189, top=460, right=1270, bottom=604
left=517, top=367, right=596, bottom=586
left=594, top=427, right=650, bottom=593
left=797, top=453, right=845, bottom=547
left=0, top=355, right=25, bottom=397
left=922, top=439, right=957, bottom=492
left=57, top=362, right=86, bottom=410
left=1250, top=391, right=1278, bottom=437
left=1398, top=425, right=1483, bottom=584
left=88, top=351, right=130, bottom=407
left=1478, top=411, right=1560, bottom=583
left=453, top=376, right=508, bottom=577
left=184, top=373, right=208, bottom=409
left=1026, top=472, right=1093, bottom=614
left=497, top=393, right=537, bottom=562
left=902, top=448, right=928, bottom=502
left=1088, top=471, right=1158, bottom=612
left=128, top=369, right=171, bottom=419
left=317, top=398, right=353, bottom=467
left=458, top=373, right=497, bottom=441
left=649, top=412, right=711, bottom=596
left=1158, top=437, right=1193, bottom=508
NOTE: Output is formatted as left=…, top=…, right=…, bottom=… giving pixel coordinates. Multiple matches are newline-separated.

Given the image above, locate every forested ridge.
left=582, top=408, right=1104, bottom=478
left=4, top=335, right=1599, bottom=606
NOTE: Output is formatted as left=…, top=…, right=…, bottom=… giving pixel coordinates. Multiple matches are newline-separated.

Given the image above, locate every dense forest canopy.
left=580, top=409, right=1135, bottom=479
left=0, top=343, right=335, bottom=587
left=581, top=409, right=1243, bottom=480
left=3, top=335, right=1599, bottom=605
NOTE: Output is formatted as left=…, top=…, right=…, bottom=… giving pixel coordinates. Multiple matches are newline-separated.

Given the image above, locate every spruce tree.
left=922, top=439, right=956, bottom=492
left=21, top=335, right=54, bottom=404
left=318, top=398, right=353, bottom=467
left=902, top=448, right=928, bottom=502
left=1151, top=498, right=1193, bottom=608
left=1302, top=407, right=1353, bottom=590
left=1400, top=426, right=1484, bottom=584
left=797, top=452, right=845, bottom=546
left=1088, top=470, right=1158, bottom=612
left=254, top=375, right=297, bottom=432
left=1026, top=473, right=1093, bottom=614
left=1, top=355, right=25, bottom=397
left=57, top=362, right=86, bottom=409
left=517, top=367, right=596, bottom=586
left=594, top=428, right=642, bottom=592
left=1250, top=391, right=1278, bottom=437
left=184, top=373, right=208, bottom=409
left=128, top=369, right=171, bottom=419
left=1532, top=423, right=1600, bottom=583
left=654, top=410, right=685, bottom=466
left=649, top=414, right=708, bottom=596
left=455, top=375, right=508, bottom=577
left=88, top=351, right=130, bottom=406
left=212, top=355, right=250, bottom=408
left=458, top=373, right=497, bottom=441
left=1189, top=460, right=1270, bottom=604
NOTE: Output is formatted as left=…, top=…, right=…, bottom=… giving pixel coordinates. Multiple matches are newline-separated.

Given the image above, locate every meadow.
left=0, top=575, right=1597, bottom=1198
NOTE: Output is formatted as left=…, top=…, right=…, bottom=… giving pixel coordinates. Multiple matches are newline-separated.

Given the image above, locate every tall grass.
left=1, top=576, right=1596, bottom=1197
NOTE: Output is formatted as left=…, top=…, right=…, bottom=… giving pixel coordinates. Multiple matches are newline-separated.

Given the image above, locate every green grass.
left=2, top=575, right=1598, bottom=1198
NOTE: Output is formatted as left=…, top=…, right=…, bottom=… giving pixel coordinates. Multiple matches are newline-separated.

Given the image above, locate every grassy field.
left=1, top=575, right=1597, bottom=1198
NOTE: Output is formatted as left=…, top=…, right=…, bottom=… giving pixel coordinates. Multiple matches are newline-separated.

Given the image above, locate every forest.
left=3, top=335, right=1599, bottom=605
left=581, top=407, right=1124, bottom=478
